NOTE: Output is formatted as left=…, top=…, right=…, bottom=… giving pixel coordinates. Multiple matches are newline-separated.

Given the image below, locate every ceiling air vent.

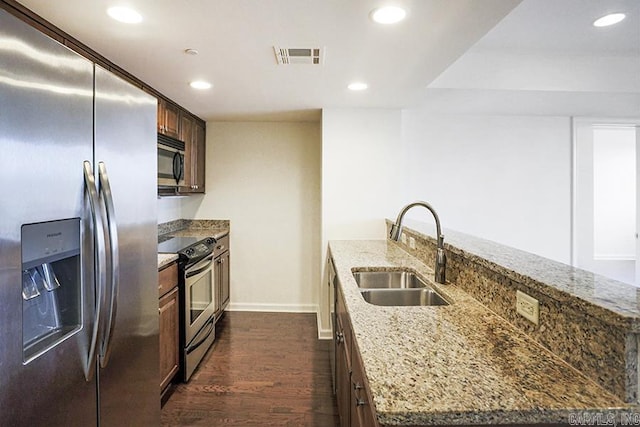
left=274, top=46, right=324, bottom=65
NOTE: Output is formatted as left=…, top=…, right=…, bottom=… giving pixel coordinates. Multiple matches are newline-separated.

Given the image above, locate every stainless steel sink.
left=352, top=270, right=450, bottom=306
left=352, top=270, right=428, bottom=289
left=360, top=288, right=449, bottom=306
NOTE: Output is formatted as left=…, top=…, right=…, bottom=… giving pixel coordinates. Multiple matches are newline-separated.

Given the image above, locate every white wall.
left=400, top=111, right=572, bottom=263
left=319, top=108, right=402, bottom=335
left=157, top=196, right=201, bottom=224
left=321, top=108, right=403, bottom=241
left=194, top=121, right=321, bottom=313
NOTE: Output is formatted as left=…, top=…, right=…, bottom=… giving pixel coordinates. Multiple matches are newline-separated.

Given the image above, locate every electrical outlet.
left=401, top=232, right=407, bottom=244
left=516, top=290, right=539, bottom=325
left=409, top=236, right=416, bottom=249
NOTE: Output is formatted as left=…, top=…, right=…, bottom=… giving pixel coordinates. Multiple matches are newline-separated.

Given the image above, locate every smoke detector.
left=274, top=47, right=324, bottom=65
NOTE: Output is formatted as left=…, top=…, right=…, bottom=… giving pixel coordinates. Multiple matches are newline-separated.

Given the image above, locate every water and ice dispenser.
left=21, top=219, right=82, bottom=363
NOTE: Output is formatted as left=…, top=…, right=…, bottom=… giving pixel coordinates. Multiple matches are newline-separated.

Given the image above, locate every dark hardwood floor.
left=161, top=311, right=340, bottom=426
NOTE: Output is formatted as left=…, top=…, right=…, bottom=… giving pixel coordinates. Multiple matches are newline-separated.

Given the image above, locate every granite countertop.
left=398, top=219, right=640, bottom=331
left=167, top=227, right=229, bottom=241
left=158, top=253, right=178, bottom=270
left=329, top=240, right=631, bottom=426
left=156, top=219, right=230, bottom=269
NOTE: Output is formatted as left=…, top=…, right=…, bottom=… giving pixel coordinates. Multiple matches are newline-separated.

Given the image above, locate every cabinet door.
left=179, top=114, right=206, bottom=193
left=335, top=315, right=351, bottom=427
left=350, top=348, right=378, bottom=427
left=159, top=287, right=179, bottom=391
left=180, top=113, right=196, bottom=189
left=158, top=98, right=181, bottom=139
left=157, top=100, right=164, bottom=133
left=191, top=121, right=206, bottom=193
left=220, top=251, right=230, bottom=310
left=213, top=256, right=222, bottom=317
left=163, top=101, right=181, bottom=139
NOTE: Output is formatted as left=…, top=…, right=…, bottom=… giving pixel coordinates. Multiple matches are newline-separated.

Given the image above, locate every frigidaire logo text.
left=46, top=232, right=62, bottom=238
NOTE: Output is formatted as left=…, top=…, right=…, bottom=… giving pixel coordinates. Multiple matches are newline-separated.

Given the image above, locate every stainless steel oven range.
left=158, top=235, right=217, bottom=381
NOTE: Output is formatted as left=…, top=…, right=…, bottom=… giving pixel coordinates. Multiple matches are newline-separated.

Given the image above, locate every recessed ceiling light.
left=107, top=6, right=142, bottom=24
left=370, top=6, right=407, bottom=24
left=190, top=81, right=212, bottom=90
left=593, top=13, right=626, bottom=27
left=348, top=82, right=368, bottom=91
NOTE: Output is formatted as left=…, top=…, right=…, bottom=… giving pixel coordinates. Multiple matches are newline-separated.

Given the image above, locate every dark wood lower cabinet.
left=159, top=286, right=179, bottom=391
left=350, top=347, right=377, bottom=427
left=336, top=315, right=351, bottom=426
left=335, top=282, right=379, bottom=427
left=158, top=264, right=179, bottom=395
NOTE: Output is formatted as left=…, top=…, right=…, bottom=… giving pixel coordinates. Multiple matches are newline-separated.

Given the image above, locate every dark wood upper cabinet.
left=158, top=98, right=181, bottom=140
left=192, top=121, right=206, bottom=193
left=0, top=0, right=208, bottom=196
left=180, top=113, right=206, bottom=194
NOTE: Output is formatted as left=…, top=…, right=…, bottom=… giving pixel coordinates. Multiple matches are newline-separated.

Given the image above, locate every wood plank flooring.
left=161, top=311, right=339, bottom=426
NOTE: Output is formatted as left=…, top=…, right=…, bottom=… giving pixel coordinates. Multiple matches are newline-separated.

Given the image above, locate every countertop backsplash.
left=158, top=219, right=230, bottom=240
left=387, top=218, right=640, bottom=404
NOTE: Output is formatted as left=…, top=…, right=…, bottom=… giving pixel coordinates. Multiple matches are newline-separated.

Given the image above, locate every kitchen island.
left=329, top=239, right=634, bottom=426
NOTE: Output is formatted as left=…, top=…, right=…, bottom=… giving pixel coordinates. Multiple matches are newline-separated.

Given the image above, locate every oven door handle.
left=186, top=318, right=215, bottom=355
left=186, top=256, right=214, bottom=278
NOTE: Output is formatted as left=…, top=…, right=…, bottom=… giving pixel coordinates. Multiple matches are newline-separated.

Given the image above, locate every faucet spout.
left=390, top=201, right=447, bottom=284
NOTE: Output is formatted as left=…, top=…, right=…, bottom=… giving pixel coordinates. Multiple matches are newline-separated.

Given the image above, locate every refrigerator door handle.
left=83, top=161, right=106, bottom=381
left=97, top=161, right=119, bottom=369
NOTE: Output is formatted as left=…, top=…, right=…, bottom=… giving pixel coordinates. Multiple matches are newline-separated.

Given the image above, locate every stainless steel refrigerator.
left=0, top=8, right=159, bottom=426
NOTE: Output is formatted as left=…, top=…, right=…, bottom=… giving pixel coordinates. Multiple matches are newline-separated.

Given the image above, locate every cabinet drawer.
left=158, top=262, right=178, bottom=297
left=214, top=234, right=229, bottom=253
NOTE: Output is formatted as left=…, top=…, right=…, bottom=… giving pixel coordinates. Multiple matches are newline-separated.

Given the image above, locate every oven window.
left=190, top=269, right=213, bottom=324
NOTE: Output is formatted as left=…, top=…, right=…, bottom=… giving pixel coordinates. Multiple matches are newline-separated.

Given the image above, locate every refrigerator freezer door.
left=0, top=8, right=98, bottom=426
left=93, top=66, right=160, bottom=425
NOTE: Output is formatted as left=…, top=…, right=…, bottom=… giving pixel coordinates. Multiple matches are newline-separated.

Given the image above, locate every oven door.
left=184, top=255, right=215, bottom=345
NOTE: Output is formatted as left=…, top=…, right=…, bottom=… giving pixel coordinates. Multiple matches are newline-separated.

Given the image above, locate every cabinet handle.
left=355, top=397, right=366, bottom=407
left=353, top=382, right=362, bottom=390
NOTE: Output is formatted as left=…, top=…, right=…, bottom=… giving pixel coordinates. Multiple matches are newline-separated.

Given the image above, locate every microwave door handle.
left=172, top=151, right=183, bottom=184
left=97, top=162, right=119, bottom=369
left=83, top=161, right=106, bottom=382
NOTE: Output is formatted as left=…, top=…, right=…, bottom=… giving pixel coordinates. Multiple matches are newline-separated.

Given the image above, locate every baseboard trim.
left=227, top=302, right=319, bottom=313
left=317, top=326, right=333, bottom=340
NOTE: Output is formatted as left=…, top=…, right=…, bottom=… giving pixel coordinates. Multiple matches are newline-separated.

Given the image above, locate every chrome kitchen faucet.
left=390, top=201, right=447, bottom=284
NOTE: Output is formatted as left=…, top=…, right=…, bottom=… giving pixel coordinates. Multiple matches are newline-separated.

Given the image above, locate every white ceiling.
left=425, top=0, right=640, bottom=117
left=14, top=0, right=640, bottom=121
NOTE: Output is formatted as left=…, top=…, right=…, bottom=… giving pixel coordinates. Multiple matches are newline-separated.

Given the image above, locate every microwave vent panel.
left=274, top=47, right=324, bottom=65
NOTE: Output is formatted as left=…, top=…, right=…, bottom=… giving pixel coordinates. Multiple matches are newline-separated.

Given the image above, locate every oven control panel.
left=180, top=237, right=216, bottom=262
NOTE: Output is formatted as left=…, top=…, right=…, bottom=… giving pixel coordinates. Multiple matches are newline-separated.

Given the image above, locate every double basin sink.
left=353, top=270, right=449, bottom=307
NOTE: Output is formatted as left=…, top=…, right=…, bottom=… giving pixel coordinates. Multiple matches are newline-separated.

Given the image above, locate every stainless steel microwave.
left=157, top=133, right=185, bottom=187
